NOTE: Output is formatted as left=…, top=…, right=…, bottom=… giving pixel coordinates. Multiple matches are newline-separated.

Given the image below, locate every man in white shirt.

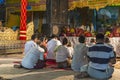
left=55, top=37, right=72, bottom=68
left=47, top=35, right=62, bottom=60
left=21, top=40, right=45, bottom=69
left=24, top=34, right=39, bottom=55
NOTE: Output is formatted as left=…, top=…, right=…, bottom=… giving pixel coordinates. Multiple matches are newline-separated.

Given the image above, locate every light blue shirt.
left=71, top=43, right=88, bottom=72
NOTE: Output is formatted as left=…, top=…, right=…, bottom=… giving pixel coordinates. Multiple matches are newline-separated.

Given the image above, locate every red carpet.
left=13, top=61, right=21, bottom=64
left=13, top=60, right=72, bottom=70
left=45, top=59, right=57, bottom=68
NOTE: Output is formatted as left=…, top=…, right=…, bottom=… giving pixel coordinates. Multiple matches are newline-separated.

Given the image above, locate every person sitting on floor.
left=46, top=34, right=62, bottom=62
left=71, top=35, right=88, bottom=72
left=21, top=38, right=45, bottom=69
left=75, top=33, right=116, bottom=80
left=104, top=37, right=116, bottom=67
left=55, top=37, right=72, bottom=69
left=104, top=37, right=113, bottom=48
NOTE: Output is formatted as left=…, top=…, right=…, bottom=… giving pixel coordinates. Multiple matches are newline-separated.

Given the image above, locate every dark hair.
left=79, top=35, right=85, bottom=43
left=96, top=33, right=104, bottom=40
left=31, top=34, right=39, bottom=40
left=39, top=36, right=48, bottom=42
left=104, top=37, right=110, bottom=43
left=90, top=38, right=95, bottom=43
left=51, top=34, right=58, bottom=38
left=62, top=37, right=68, bottom=45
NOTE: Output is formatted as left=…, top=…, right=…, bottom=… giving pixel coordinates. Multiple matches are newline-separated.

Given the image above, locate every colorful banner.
left=68, top=0, right=120, bottom=10
left=6, top=0, right=46, bottom=11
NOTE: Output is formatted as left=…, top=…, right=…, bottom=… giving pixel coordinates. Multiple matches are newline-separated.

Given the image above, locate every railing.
left=60, top=37, right=120, bottom=57
left=0, top=40, right=26, bottom=55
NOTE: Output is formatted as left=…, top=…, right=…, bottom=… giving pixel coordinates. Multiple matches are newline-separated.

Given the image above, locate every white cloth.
left=67, top=47, right=74, bottom=58
left=87, top=43, right=95, bottom=47
left=47, top=39, right=62, bottom=60
left=21, top=46, right=44, bottom=69
left=56, top=45, right=71, bottom=62
left=24, top=40, right=37, bottom=55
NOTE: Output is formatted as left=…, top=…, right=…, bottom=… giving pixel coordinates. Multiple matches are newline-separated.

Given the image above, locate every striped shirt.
left=87, top=43, right=115, bottom=70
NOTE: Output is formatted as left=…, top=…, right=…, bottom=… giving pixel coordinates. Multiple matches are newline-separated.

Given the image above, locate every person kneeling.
left=21, top=39, right=45, bottom=69
left=75, top=33, right=116, bottom=80
left=55, top=37, right=72, bottom=69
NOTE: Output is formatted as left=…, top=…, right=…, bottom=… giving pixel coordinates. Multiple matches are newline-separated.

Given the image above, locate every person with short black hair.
left=47, top=34, right=62, bottom=60
left=76, top=33, right=116, bottom=79
left=55, top=37, right=72, bottom=68
left=86, top=33, right=115, bottom=79
left=78, top=35, right=86, bottom=43
left=21, top=38, right=45, bottom=69
left=104, top=37, right=113, bottom=48
left=71, top=35, right=88, bottom=72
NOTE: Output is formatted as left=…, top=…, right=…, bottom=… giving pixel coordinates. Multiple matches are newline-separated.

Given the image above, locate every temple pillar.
left=19, top=0, right=27, bottom=40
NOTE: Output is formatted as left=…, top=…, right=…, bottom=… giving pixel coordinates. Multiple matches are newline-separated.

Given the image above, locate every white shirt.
left=56, top=45, right=71, bottom=62
left=24, top=40, right=37, bottom=54
left=47, top=39, right=62, bottom=60
left=21, top=46, right=44, bottom=69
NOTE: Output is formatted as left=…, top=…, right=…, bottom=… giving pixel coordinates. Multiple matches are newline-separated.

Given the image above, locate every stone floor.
left=0, top=54, right=120, bottom=80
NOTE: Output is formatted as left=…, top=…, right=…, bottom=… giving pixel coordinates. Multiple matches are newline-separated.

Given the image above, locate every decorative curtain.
left=20, top=0, right=27, bottom=40
left=69, top=0, right=120, bottom=10
left=68, top=0, right=88, bottom=10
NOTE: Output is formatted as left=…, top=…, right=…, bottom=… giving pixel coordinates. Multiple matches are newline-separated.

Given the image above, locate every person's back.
left=71, top=35, right=88, bottom=72
left=88, top=43, right=114, bottom=70
left=24, top=40, right=37, bottom=54
left=56, top=45, right=70, bottom=62
left=22, top=47, right=41, bottom=69
left=55, top=37, right=72, bottom=68
left=87, top=33, right=116, bottom=79
left=47, top=35, right=62, bottom=60
left=22, top=45, right=45, bottom=69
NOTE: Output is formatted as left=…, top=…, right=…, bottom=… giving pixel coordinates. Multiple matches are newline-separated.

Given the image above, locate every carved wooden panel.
left=59, top=0, right=68, bottom=24
left=51, top=0, right=59, bottom=24
left=46, top=0, right=68, bottom=24
left=46, top=0, right=68, bottom=36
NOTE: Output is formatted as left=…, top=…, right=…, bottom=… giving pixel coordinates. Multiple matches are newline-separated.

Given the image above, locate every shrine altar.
left=61, top=37, right=120, bottom=57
